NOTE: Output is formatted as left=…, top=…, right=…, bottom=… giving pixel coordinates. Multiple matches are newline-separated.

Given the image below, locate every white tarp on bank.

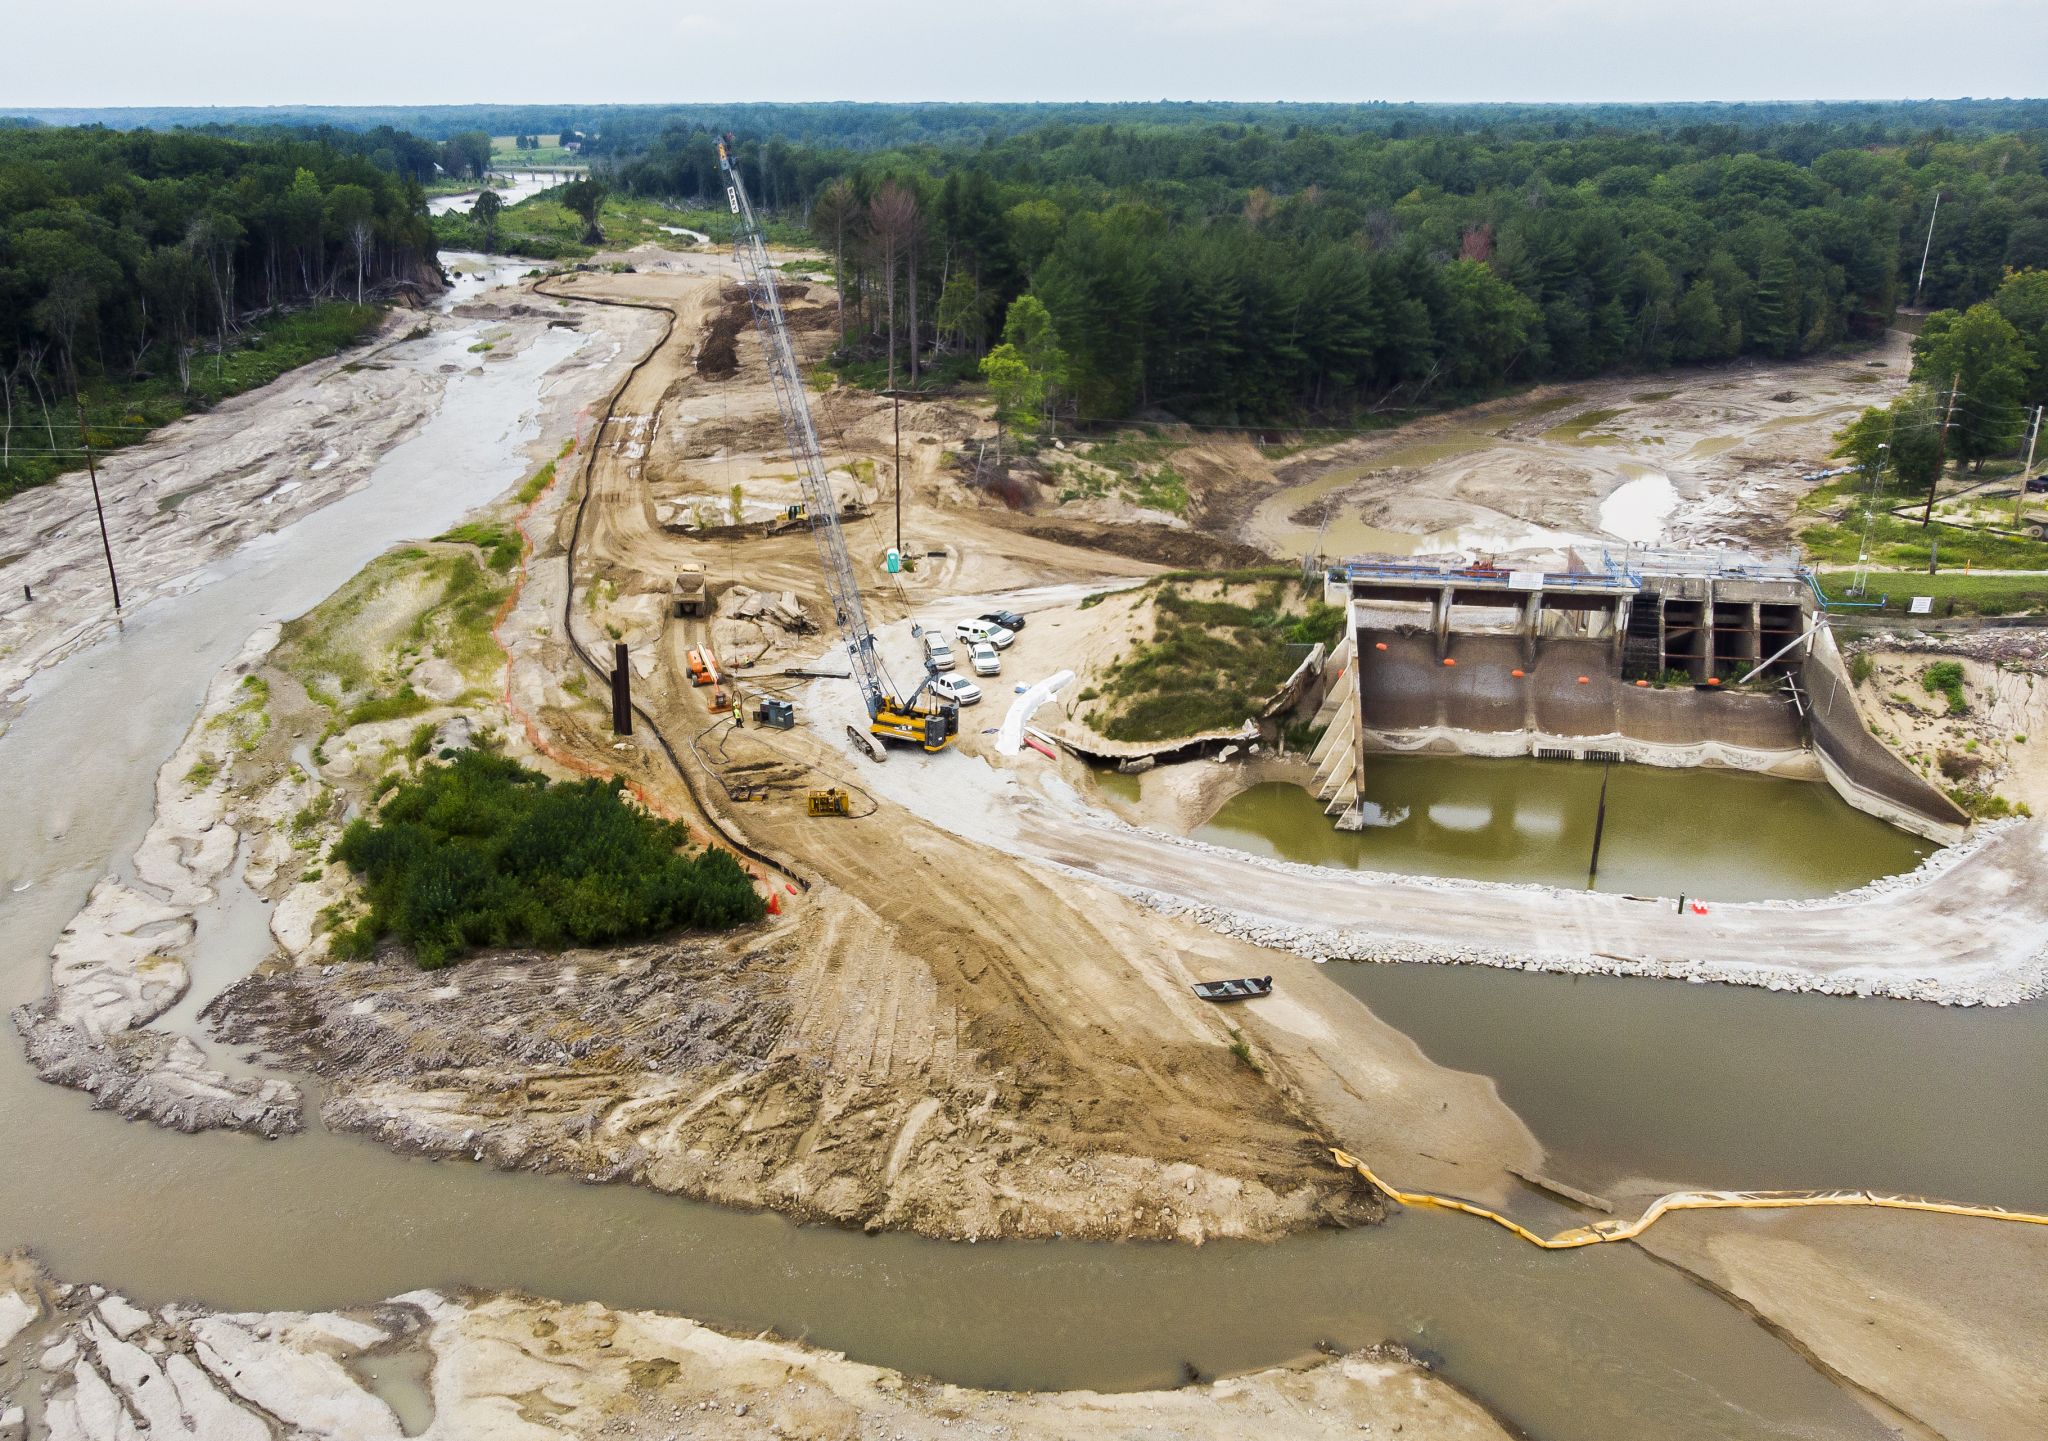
left=997, top=670, right=1075, bottom=756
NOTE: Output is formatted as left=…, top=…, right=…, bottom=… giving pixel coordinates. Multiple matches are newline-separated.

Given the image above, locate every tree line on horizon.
left=618, top=118, right=2048, bottom=427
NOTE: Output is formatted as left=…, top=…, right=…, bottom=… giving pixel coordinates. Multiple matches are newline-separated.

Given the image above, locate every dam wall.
left=1799, top=626, right=1969, bottom=843
left=1308, top=556, right=1968, bottom=843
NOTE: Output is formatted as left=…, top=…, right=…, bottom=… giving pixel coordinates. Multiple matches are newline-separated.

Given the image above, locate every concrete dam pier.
left=1308, top=553, right=1967, bottom=843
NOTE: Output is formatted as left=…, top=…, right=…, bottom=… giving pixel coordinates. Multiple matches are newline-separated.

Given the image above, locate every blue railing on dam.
left=1332, top=552, right=1822, bottom=600
left=1333, top=560, right=1635, bottom=592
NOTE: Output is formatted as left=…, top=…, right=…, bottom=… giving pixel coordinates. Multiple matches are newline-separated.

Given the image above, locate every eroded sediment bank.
left=0, top=1254, right=1515, bottom=1441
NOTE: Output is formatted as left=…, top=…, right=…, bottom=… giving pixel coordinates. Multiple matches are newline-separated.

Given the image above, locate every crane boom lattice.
left=716, top=137, right=953, bottom=753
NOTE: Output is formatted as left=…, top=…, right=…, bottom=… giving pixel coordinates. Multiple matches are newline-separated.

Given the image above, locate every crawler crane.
left=716, top=135, right=955, bottom=755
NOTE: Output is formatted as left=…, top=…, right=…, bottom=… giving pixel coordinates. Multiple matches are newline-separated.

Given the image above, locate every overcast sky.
left=7, top=0, right=2045, bottom=108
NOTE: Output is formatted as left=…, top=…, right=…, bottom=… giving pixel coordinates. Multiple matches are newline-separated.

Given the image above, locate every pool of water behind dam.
left=1190, top=756, right=1933, bottom=901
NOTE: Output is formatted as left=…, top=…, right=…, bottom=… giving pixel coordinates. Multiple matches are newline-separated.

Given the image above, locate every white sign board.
left=1507, top=570, right=1546, bottom=592
left=1909, top=596, right=1933, bottom=615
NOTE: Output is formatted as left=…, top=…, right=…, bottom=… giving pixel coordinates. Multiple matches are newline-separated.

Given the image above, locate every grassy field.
left=1800, top=462, right=2048, bottom=572
left=0, top=303, right=386, bottom=501
left=1817, top=569, right=2048, bottom=617
left=491, top=134, right=582, bottom=167
left=431, top=190, right=748, bottom=260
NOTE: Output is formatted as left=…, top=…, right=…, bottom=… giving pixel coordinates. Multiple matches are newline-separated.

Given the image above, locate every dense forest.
left=619, top=118, right=2048, bottom=426
left=0, top=127, right=438, bottom=495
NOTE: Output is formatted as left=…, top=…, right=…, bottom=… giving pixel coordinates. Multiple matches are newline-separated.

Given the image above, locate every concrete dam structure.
left=1307, top=553, right=1968, bottom=844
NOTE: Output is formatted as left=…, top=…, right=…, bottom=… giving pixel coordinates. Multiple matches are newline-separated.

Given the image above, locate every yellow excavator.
left=717, top=136, right=955, bottom=756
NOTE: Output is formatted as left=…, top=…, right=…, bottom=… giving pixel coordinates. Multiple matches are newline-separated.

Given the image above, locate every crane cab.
left=871, top=696, right=957, bottom=752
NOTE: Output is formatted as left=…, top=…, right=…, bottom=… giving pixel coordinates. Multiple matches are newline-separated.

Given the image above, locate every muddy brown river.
left=0, top=318, right=2011, bottom=1440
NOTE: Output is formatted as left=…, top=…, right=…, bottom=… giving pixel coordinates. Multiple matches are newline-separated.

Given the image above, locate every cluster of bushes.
left=1087, top=577, right=1346, bottom=741
left=330, top=750, right=763, bottom=968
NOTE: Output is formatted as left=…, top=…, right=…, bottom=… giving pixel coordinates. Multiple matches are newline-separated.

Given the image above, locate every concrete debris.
left=727, top=586, right=813, bottom=632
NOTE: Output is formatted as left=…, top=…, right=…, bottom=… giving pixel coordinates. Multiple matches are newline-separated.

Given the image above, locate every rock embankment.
left=0, top=1255, right=1515, bottom=1441
left=1028, top=802, right=2048, bottom=1007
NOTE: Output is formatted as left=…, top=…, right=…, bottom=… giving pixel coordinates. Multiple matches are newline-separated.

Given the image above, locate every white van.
left=954, top=617, right=1016, bottom=649
left=922, top=632, right=955, bottom=671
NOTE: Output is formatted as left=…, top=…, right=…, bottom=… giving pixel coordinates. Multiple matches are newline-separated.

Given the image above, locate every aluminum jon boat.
left=1190, top=976, right=1273, bottom=1002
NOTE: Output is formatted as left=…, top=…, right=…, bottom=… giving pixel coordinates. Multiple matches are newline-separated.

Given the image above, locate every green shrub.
left=329, top=750, right=762, bottom=968
left=1921, top=661, right=1968, bottom=715
left=406, top=722, right=438, bottom=762
left=1848, top=652, right=1875, bottom=685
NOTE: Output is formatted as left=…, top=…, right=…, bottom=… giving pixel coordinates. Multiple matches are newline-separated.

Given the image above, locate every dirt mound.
left=696, top=290, right=751, bottom=379
left=1013, top=516, right=1274, bottom=570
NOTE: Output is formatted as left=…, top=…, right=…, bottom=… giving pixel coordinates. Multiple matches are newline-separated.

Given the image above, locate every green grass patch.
left=1947, top=786, right=2028, bottom=820
left=1801, top=507, right=2048, bottom=572
left=436, top=521, right=524, bottom=573
left=0, top=303, right=383, bottom=501
left=344, top=685, right=433, bottom=729
left=1092, top=577, right=1345, bottom=742
left=206, top=674, right=272, bottom=753
left=1049, top=432, right=1195, bottom=515
left=330, top=750, right=763, bottom=968
left=490, top=135, right=583, bottom=167
left=279, top=549, right=510, bottom=719
left=515, top=461, right=557, bottom=505
left=1819, top=570, right=2048, bottom=617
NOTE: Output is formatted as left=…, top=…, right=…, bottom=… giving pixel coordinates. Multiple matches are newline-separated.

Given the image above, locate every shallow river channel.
left=0, top=318, right=2030, bottom=1440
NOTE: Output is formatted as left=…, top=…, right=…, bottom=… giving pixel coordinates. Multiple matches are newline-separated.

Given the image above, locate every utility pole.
left=73, top=394, right=122, bottom=612
left=1913, top=191, right=1942, bottom=308
left=2016, top=405, right=2044, bottom=528
left=1852, top=442, right=1884, bottom=597
left=1921, top=374, right=1960, bottom=528
left=893, top=389, right=903, bottom=561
